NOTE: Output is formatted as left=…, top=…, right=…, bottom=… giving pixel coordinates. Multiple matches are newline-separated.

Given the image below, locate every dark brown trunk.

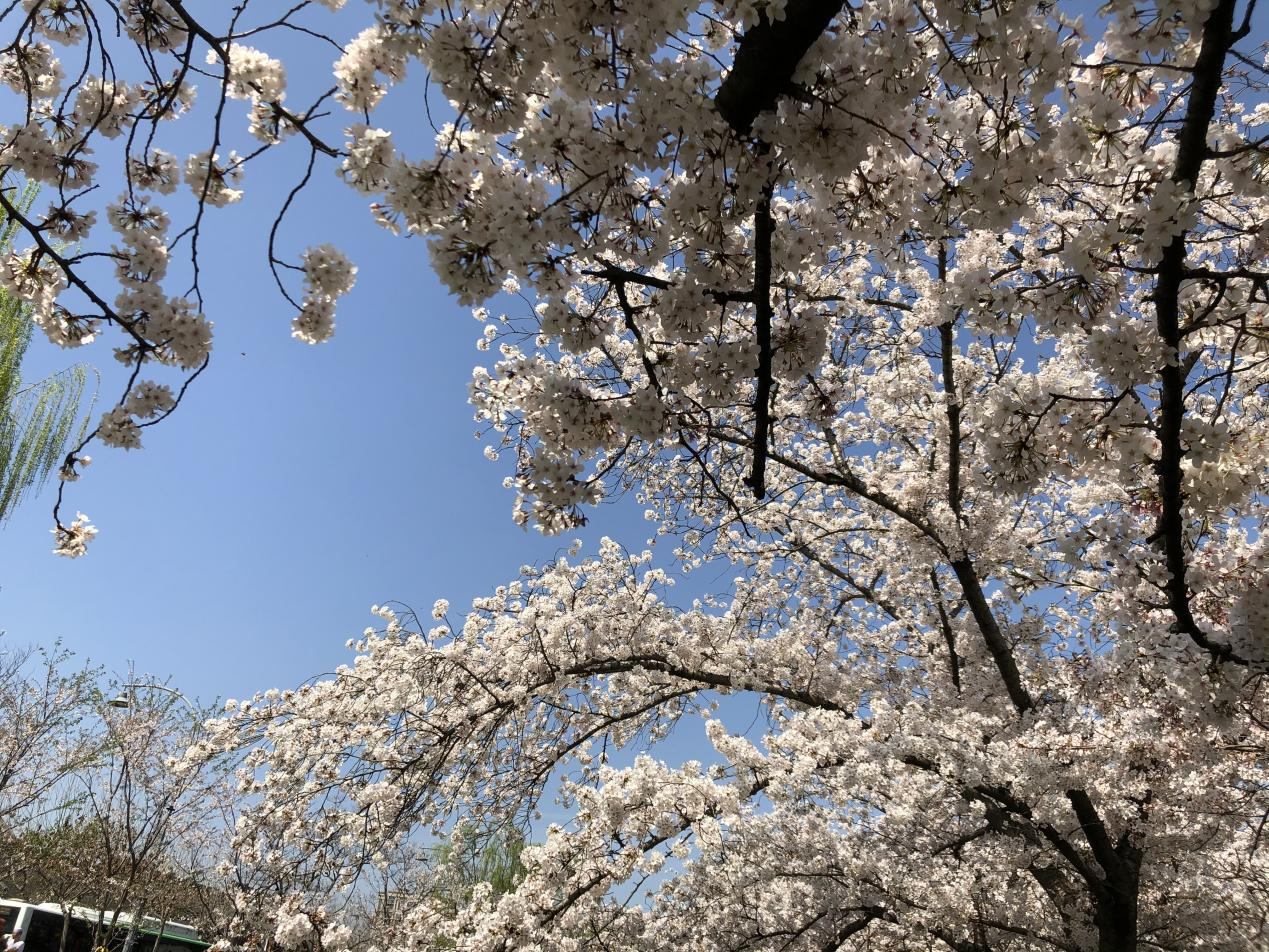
left=1094, top=844, right=1141, bottom=952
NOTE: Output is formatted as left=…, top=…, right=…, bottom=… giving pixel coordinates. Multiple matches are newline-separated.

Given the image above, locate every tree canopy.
left=2, top=0, right=1268, bottom=949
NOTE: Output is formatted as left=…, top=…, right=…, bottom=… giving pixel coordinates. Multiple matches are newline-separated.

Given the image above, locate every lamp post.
left=103, top=678, right=202, bottom=952
left=108, top=683, right=201, bottom=720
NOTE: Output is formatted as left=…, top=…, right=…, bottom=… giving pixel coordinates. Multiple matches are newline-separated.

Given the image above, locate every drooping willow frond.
left=0, top=181, right=97, bottom=523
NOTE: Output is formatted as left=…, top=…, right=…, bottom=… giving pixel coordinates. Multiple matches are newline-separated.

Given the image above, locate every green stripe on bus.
left=133, top=931, right=209, bottom=947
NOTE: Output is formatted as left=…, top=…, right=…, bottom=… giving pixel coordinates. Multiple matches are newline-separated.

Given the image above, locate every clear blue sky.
left=2, top=161, right=655, bottom=704
left=0, top=6, right=659, bottom=705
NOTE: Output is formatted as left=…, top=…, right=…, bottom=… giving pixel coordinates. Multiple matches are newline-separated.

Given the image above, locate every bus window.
left=20, top=909, right=100, bottom=952
left=0, top=905, right=21, bottom=937
left=63, top=914, right=97, bottom=952
left=163, top=942, right=202, bottom=952
left=24, top=909, right=65, bottom=952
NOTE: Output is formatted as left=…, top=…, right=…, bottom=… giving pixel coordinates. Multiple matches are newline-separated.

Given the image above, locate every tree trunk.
left=1094, top=850, right=1141, bottom=952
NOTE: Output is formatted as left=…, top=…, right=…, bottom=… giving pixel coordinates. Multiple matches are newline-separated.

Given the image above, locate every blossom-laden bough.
left=206, top=537, right=1269, bottom=952
left=7, top=0, right=1269, bottom=947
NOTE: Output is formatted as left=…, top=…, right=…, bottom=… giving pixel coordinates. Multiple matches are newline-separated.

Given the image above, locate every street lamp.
left=104, top=678, right=202, bottom=952
left=108, top=682, right=201, bottom=719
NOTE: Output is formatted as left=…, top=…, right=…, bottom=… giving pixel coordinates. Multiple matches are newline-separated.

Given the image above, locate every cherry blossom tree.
left=6, top=0, right=1269, bottom=949
left=76, top=683, right=222, bottom=950
left=0, top=640, right=101, bottom=829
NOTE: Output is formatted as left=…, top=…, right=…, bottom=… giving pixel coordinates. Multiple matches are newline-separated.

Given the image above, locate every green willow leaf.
left=0, top=180, right=97, bottom=523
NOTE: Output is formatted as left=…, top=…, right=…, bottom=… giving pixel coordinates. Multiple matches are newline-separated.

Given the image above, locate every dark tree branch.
left=930, top=569, right=962, bottom=693
left=1065, top=790, right=1122, bottom=882
left=1152, top=0, right=1247, bottom=665
left=584, top=261, right=754, bottom=304
left=707, top=431, right=945, bottom=543
left=818, top=906, right=888, bottom=952
left=579, top=654, right=853, bottom=715
left=586, top=262, right=672, bottom=290
left=613, top=281, right=663, bottom=397
left=714, top=0, right=848, bottom=133
left=937, top=245, right=962, bottom=520
left=949, top=560, right=1034, bottom=715
left=713, top=425, right=1032, bottom=712
left=1233, top=0, right=1260, bottom=40
left=746, top=189, right=775, bottom=499
left=903, top=754, right=1104, bottom=902
left=1067, top=788, right=1142, bottom=951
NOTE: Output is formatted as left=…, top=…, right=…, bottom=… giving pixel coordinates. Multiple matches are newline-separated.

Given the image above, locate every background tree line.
left=0, top=640, right=526, bottom=952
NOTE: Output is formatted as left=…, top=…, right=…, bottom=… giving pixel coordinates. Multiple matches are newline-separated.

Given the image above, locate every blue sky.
left=2, top=159, right=654, bottom=704
left=0, top=4, right=659, bottom=706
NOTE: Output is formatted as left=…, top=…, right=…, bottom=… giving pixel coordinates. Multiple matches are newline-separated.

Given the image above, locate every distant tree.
left=77, top=683, right=224, bottom=949
left=2, top=809, right=229, bottom=952
left=0, top=808, right=104, bottom=902
left=429, top=825, right=528, bottom=916
left=0, top=641, right=102, bottom=829
left=0, top=647, right=233, bottom=952
left=0, top=183, right=94, bottom=523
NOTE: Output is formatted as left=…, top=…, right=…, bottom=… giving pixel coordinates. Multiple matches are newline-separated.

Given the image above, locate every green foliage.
left=0, top=182, right=95, bottom=522
left=432, top=824, right=527, bottom=909
left=0, top=812, right=216, bottom=937
left=0, top=811, right=108, bottom=901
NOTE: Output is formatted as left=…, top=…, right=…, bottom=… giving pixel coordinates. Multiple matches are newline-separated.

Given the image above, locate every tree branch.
left=746, top=188, right=775, bottom=499
left=1151, top=0, right=1247, bottom=665
left=818, top=906, right=888, bottom=952
left=714, top=0, right=848, bottom=133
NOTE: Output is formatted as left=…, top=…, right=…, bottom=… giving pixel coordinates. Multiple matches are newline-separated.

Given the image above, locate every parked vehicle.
left=0, top=900, right=207, bottom=952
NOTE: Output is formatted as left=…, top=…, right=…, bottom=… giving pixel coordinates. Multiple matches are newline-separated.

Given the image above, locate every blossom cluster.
left=0, top=0, right=357, bottom=552
left=292, top=245, right=357, bottom=345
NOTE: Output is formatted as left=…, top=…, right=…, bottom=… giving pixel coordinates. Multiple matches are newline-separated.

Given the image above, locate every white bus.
left=0, top=901, right=209, bottom=952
